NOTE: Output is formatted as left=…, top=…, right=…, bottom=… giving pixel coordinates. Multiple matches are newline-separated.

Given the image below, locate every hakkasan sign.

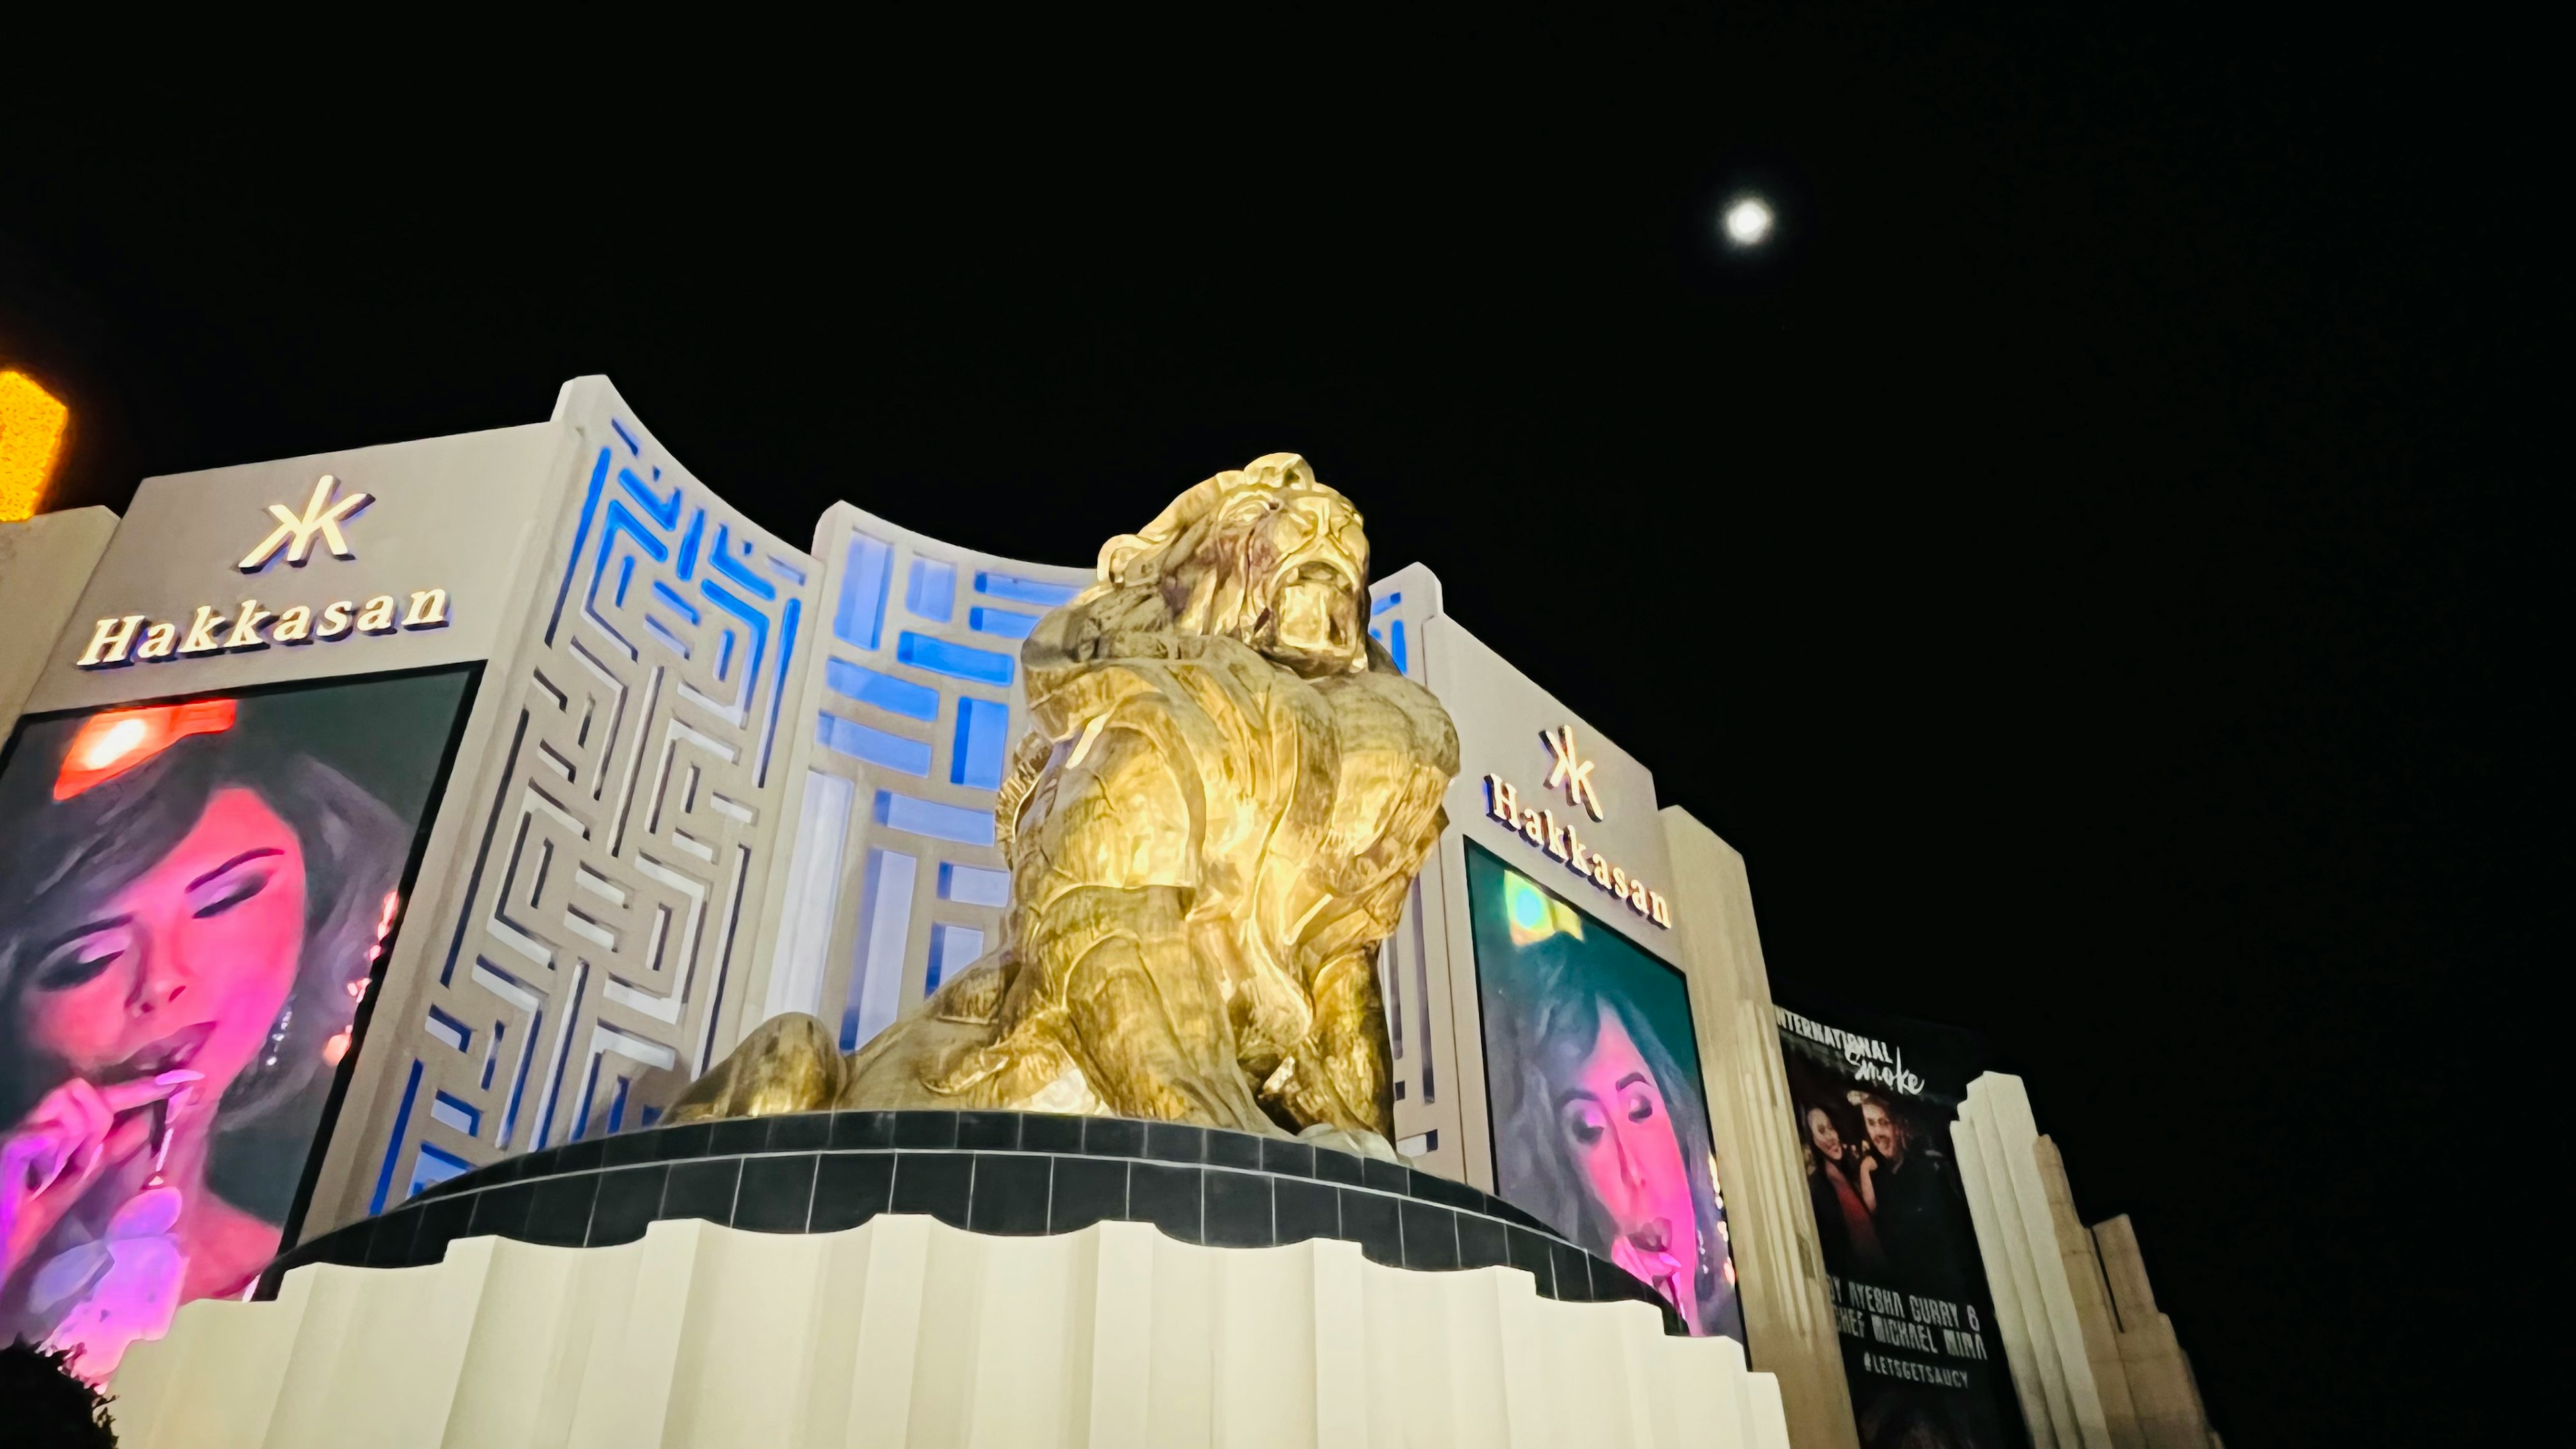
left=1483, top=724, right=1673, bottom=928
left=72, top=476, right=451, bottom=669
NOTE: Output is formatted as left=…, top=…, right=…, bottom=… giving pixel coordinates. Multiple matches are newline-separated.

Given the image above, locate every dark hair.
left=0, top=1338, right=117, bottom=1448
left=0, top=712, right=409, bottom=1218
left=1491, top=938, right=1731, bottom=1332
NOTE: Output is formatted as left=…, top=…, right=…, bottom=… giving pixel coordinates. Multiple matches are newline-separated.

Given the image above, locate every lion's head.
left=1095, top=453, right=1375, bottom=677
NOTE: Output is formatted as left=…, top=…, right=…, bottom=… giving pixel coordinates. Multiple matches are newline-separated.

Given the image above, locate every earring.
left=260, top=1000, right=294, bottom=1071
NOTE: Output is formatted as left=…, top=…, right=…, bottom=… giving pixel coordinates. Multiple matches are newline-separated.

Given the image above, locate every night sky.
left=3, top=13, right=2552, bottom=1443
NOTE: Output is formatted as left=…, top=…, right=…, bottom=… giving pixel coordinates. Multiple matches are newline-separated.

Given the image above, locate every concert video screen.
left=1778, top=1002, right=2029, bottom=1449
left=1467, top=839, right=1745, bottom=1342
left=0, top=667, right=474, bottom=1381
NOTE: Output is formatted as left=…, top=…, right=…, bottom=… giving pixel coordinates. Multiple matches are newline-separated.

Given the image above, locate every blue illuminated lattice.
left=818, top=712, right=933, bottom=775
left=429, top=1091, right=482, bottom=1136
left=897, top=631, right=1014, bottom=686
left=951, top=697, right=1010, bottom=788
left=409, top=1142, right=472, bottom=1199
left=837, top=535, right=894, bottom=649
left=976, top=571, right=1080, bottom=607
left=545, top=437, right=803, bottom=779
left=939, top=861, right=1012, bottom=906
left=876, top=790, right=996, bottom=845
left=926, top=922, right=985, bottom=994
left=906, top=557, right=957, bottom=622
left=371, top=1060, right=423, bottom=1214
left=843, top=849, right=918, bottom=1051
left=969, top=605, right=1038, bottom=639
left=1366, top=590, right=1410, bottom=674
left=826, top=659, right=939, bottom=720
left=425, top=1006, right=471, bottom=1053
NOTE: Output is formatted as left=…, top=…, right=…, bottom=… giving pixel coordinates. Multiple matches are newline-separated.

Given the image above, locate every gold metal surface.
left=673, top=455, right=1456, bottom=1154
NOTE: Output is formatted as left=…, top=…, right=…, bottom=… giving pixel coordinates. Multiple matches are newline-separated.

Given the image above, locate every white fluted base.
left=110, top=1215, right=1790, bottom=1448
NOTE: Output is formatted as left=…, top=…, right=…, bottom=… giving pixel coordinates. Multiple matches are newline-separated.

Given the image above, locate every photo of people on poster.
left=1779, top=1002, right=2027, bottom=1449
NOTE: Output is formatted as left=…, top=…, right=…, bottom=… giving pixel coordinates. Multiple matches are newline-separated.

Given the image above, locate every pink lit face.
left=17, top=788, right=307, bottom=1115
left=1807, top=1107, right=1845, bottom=1162
left=1558, top=1012, right=1702, bottom=1330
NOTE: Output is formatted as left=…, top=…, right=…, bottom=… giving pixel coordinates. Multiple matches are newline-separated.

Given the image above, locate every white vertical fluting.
left=1955, top=1123, right=2060, bottom=1448
left=1079, top=1210, right=1159, bottom=1444
left=114, top=1216, right=1794, bottom=1448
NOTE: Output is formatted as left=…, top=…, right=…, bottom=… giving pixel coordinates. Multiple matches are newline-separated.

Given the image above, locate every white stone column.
left=1955, top=1074, right=2143, bottom=1449
left=1661, top=808, right=1862, bottom=1449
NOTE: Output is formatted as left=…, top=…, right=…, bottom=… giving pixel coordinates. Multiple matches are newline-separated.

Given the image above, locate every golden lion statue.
left=672, top=454, right=1457, bottom=1157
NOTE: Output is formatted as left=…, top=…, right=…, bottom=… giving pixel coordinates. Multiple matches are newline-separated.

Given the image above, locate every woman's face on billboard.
left=1558, top=1010, right=1700, bottom=1330
left=1808, top=1107, right=1845, bottom=1161
left=17, top=788, right=306, bottom=1122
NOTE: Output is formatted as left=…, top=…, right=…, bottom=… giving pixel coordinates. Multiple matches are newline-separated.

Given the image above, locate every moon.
left=1721, top=195, right=1775, bottom=248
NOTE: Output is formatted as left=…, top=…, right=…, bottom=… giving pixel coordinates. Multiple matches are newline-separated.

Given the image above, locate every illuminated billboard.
left=1467, top=838, right=1745, bottom=1342
left=1778, top=1004, right=2028, bottom=1449
left=0, top=667, right=474, bottom=1379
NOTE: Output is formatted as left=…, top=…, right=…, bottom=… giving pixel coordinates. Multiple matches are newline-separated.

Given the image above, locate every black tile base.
left=265, top=1110, right=1678, bottom=1334
left=1203, top=1169, right=1273, bottom=1248
left=1275, top=1177, right=1340, bottom=1246
left=736, top=1154, right=818, bottom=1233
left=1129, top=1162, right=1201, bottom=1240
left=891, top=1151, right=973, bottom=1228
left=1050, top=1156, right=1127, bottom=1232
left=590, top=1165, right=667, bottom=1246
left=811, top=1153, right=894, bottom=1233
left=969, top=1152, right=1051, bottom=1234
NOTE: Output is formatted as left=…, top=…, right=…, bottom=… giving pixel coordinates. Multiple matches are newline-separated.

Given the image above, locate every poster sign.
left=1778, top=1002, right=2028, bottom=1448
left=1468, top=839, right=1745, bottom=1342
left=0, top=668, right=474, bottom=1379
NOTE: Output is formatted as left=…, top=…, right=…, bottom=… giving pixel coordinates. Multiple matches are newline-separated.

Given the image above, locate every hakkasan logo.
left=1483, top=725, right=1671, bottom=929
left=73, top=475, right=451, bottom=670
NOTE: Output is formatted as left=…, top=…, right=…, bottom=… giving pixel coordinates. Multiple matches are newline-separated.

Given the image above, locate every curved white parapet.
left=111, top=1215, right=1790, bottom=1448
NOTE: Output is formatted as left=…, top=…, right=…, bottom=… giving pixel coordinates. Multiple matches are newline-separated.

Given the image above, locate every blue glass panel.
left=425, top=1005, right=472, bottom=1053
left=969, top=606, right=1039, bottom=639
left=951, top=697, right=1010, bottom=789
left=843, top=849, right=917, bottom=1051
left=897, top=631, right=1014, bottom=686
left=817, top=712, right=932, bottom=775
left=975, top=571, right=1080, bottom=607
left=825, top=658, right=940, bottom=720
left=429, top=1091, right=482, bottom=1137
left=906, top=557, right=957, bottom=622
left=940, top=861, right=1012, bottom=907
left=875, top=790, right=996, bottom=845
left=926, top=922, right=987, bottom=995
left=371, top=1060, right=424, bottom=1215
left=1388, top=619, right=1408, bottom=674
left=1373, top=591, right=1401, bottom=614
left=835, top=534, right=894, bottom=649
left=409, top=1142, right=472, bottom=1199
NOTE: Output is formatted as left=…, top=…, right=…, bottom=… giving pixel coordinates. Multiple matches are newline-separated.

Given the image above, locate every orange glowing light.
left=0, top=369, right=70, bottom=522
left=54, top=699, right=237, bottom=800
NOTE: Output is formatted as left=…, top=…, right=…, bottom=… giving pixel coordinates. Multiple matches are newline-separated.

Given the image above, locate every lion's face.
left=1096, top=455, right=1377, bottom=678
left=1093, top=455, right=1377, bottom=677
left=1205, top=480, right=1371, bottom=676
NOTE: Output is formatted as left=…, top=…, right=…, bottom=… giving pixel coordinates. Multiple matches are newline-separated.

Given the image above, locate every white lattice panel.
left=362, top=391, right=816, bottom=1214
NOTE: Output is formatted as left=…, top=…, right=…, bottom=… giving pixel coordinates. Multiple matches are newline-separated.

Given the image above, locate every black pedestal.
left=268, top=1110, right=1683, bottom=1334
